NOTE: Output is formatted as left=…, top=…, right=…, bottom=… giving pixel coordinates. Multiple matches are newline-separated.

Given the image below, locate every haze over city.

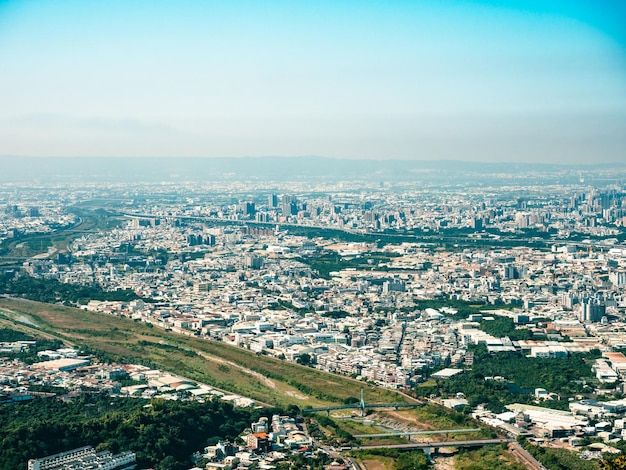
left=1, top=0, right=625, bottom=163
left=4, top=2, right=626, bottom=469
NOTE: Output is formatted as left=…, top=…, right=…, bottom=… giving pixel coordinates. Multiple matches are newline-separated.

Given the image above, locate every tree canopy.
left=0, top=274, right=142, bottom=305
left=0, top=394, right=262, bottom=470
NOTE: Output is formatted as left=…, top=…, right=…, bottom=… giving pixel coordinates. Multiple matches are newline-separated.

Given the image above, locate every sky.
left=0, top=0, right=625, bottom=163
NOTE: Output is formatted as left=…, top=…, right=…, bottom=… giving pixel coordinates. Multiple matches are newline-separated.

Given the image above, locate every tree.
left=296, top=353, right=312, bottom=366
left=602, top=455, right=626, bottom=470
left=156, top=456, right=179, bottom=470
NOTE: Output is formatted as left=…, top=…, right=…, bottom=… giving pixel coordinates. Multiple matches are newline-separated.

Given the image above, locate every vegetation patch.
left=349, top=449, right=429, bottom=470
left=455, top=444, right=526, bottom=469
left=480, top=316, right=531, bottom=341
left=0, top=274, right=142, bottom=305
left=298, top=251, right=401, bottom=279
left=0, top=394, right=260, bottom=470
left=417, top=345, right=600, bottom=413
left=0, top=327, right=33, bottom=342
left=521, top=439, right=600, bottom=470
left=407, top=405, right=488, bottom=437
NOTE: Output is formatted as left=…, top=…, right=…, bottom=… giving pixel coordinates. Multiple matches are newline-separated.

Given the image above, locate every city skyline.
left=1, top=0, right=625, bottom=163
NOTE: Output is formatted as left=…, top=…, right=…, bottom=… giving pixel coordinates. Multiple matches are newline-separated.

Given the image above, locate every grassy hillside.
left=0, top=297, right=409, bottom=409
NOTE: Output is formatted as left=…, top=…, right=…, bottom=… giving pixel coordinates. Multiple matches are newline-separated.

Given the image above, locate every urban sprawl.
left=2, top=168, right=626, bottom=469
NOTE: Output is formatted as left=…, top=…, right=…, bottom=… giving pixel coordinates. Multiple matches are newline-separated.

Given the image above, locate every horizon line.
left=2, top=155, right=626, bottom=168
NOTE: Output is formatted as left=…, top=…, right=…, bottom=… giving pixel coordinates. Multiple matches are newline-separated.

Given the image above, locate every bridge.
left=353, top=428, right=482, bottom=439
left=354, top=438, right=510, bottom=450
left=344, top=438, right=512, bottom=460
left=302, top=389, right=422, bottom=416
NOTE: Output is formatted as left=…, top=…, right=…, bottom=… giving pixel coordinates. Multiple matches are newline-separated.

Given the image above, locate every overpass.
left=302, top=389, right=422, bottom=416
left=303, top=402, right=423, bottom=416
left=344, top=438, right=512, bottom=460
left=353, top=428, right=481, bottom=439
left=354, top=438, right=510, bottom=450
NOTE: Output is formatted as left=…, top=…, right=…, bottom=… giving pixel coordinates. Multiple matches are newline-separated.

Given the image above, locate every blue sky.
left=0, top=0, right=624, bottom=162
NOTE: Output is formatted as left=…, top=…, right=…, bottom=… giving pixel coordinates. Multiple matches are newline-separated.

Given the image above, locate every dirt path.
left=375, top=410, right=437, bottom=430
left=285, top=390, right=309, bottom=400
left=432, top=449, right=456, bottom=470
left=360, top=460, right=386, bottom=470
left=200, top=353, right=310, bottom=399
left=196, top=350, right=278, bottom=390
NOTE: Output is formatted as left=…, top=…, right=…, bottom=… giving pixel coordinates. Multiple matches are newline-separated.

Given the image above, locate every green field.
left=0, top=298, right=410, bottom=409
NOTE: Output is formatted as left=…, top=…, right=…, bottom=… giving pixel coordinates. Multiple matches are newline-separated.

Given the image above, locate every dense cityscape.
left=2, top=0, right=625, bottom=468
left=0, top=163, right=625, bottom=469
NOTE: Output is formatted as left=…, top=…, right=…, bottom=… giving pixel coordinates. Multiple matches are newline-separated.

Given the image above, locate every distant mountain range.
left=1, top=156, right=624, bottom=184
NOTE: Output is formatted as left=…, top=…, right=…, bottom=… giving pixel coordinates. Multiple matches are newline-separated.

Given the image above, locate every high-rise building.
left=245, top=255, right=263, bottom=270
left=610, top=270, right=626, bottom=288
left=578, top=298, right=605, bottom=323
left=241, top=202, right=255, bottom=217
left=282, top=200, right=298, bottom=216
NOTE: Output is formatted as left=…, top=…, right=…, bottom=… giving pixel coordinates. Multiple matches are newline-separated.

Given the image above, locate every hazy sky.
left=1, top=0, right=625, bottom=163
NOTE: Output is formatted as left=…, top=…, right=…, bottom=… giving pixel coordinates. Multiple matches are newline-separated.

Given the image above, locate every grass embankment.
left=0, top=297, right=408, bottom=409
left=455, top=444, right=526, bottom=470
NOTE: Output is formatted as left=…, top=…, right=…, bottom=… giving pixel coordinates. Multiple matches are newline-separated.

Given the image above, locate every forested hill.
left=0, top=394, right=266, bottom=470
